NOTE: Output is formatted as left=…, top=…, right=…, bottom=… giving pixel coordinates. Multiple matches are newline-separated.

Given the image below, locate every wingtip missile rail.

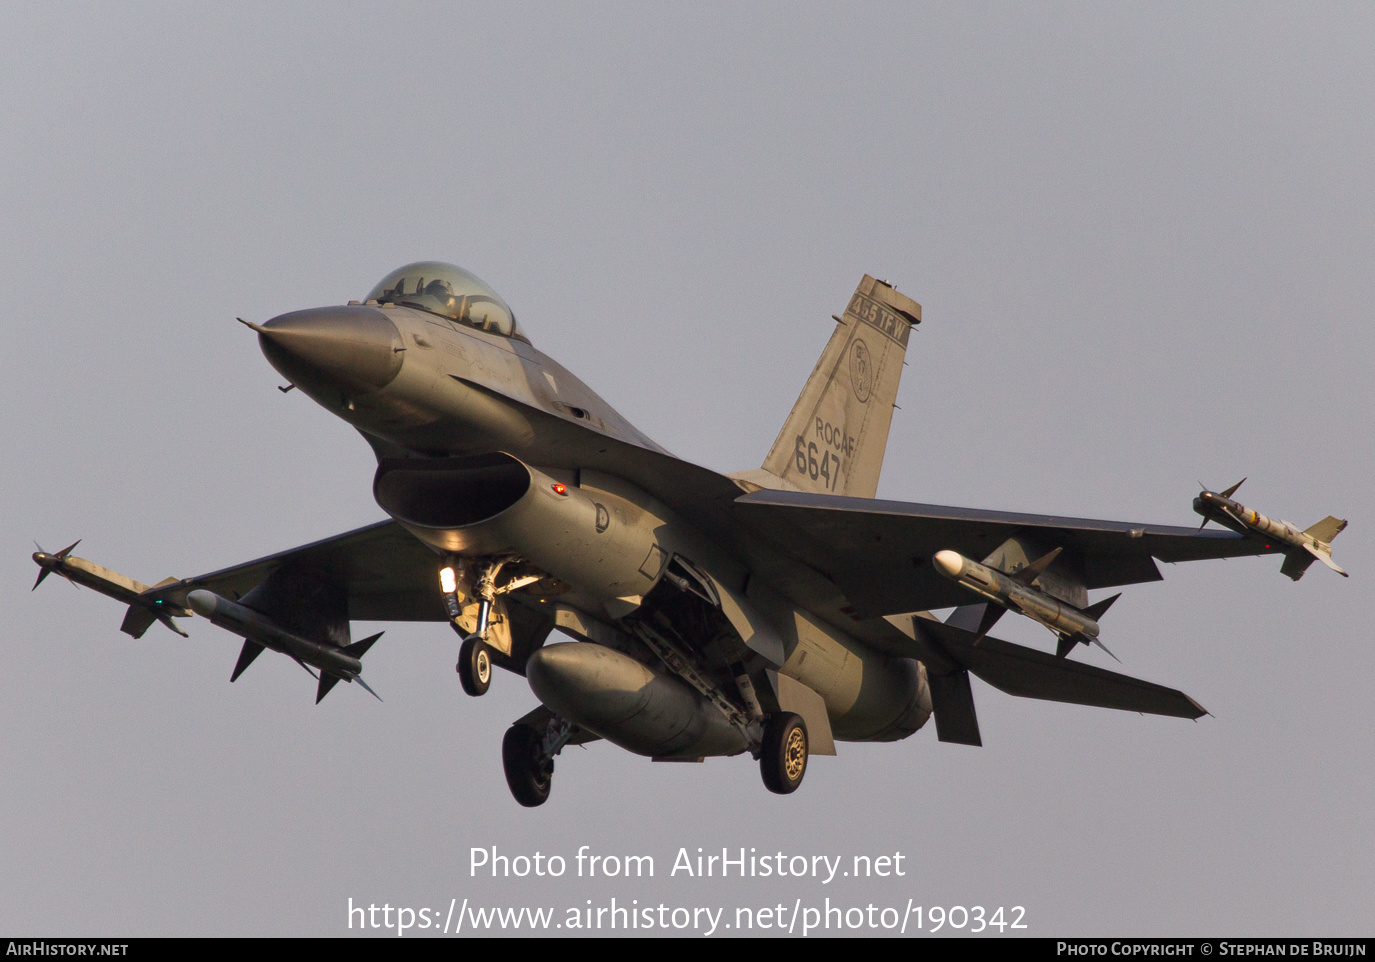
left=1193, top=480, right=1348, bottom=581
left=30, top=541, right=190, bottom=638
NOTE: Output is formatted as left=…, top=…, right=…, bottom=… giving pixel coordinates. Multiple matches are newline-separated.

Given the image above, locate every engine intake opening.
left=374, top=453, right=531, bottom=529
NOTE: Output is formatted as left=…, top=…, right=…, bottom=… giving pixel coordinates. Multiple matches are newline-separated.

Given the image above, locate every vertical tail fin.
left=758, top=276, right=919, bottom=498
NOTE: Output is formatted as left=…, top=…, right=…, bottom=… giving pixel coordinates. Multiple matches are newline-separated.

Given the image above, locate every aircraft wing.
left=733, top=489, right=1281, bottom=618
left=145, top=520, right=448, bottom=622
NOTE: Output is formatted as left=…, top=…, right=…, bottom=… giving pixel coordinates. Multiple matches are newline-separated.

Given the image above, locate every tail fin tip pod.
left=757, top=276, right=920, bottom=499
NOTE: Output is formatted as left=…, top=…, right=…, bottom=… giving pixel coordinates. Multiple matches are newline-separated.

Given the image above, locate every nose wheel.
left=457, top=635, right=491, bottom=696
left=760, top=712, right=808, bottom=795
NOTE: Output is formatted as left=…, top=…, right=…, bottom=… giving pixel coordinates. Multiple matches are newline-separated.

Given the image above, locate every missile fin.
left=972, top=602, right=1005, bottom=642
left=1280, top=551, right=1316, bottom=581
left=1303, top=516, right=1347, bottom=545
left=230, top=640, right=265, bottom=682
left=1220, top=478, right=1246, bottom=499
left=1056, top=636, right=1079, bottom=659
left=32, top=567, right=51, bottom=591
left=316, top=673, right=342, bottom=703
left=344, top=631, right=383, bottom=658
left=1195, top=483, right=1212, bottom=531
left=155, top=612, right=190, bottom=638
left=353, top=674, right=383, bottom=702
left=120, top=605, right=157, bottom=639
left=1303, top=543, right=1349, bottom=577
left=945, top=603, right=1007, bottom=644
left=32, top=540, right=81, bottom=590
left=1009, top=547, right=1063, bottom=586
left=943, top=604, right=989, bottom=632
left=1090, top=637, right=1121, bottom=663
left=1081, top=592, right=1121, bottom=621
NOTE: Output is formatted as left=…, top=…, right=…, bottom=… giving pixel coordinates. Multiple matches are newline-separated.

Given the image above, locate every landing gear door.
left=766, top=670, right=837, bottom=755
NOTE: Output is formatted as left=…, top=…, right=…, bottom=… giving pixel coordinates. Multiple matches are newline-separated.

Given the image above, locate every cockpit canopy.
left=366, top=262, right=525, bottom=340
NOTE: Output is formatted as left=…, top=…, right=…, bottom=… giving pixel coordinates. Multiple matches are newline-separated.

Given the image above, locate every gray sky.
left=2, top=2, right=1371, bottom=936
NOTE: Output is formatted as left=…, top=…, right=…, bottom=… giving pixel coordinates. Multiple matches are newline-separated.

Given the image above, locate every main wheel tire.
left=502, top=724, right=553, bottom=808
left=760, top=712, right=808, bottom=795
left=458, top=636, right=492, bottom=696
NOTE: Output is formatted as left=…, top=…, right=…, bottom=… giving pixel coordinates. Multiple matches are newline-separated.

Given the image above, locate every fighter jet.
left=32, top=262, right=1345, bottom=807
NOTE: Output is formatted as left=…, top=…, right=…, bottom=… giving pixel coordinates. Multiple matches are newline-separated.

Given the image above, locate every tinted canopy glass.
left=366, top=262, right=522, bottom=339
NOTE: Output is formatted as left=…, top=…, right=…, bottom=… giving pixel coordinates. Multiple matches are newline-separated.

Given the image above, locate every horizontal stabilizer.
left=928, top=669, right=982, bottom=746
left=1303, top=516, right=1347, bottom=545
left=915, top=618, right=1206, bottom=719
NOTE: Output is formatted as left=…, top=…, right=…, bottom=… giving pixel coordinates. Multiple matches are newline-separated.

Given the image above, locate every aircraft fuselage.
left=256, top=299, right=930, bottom=749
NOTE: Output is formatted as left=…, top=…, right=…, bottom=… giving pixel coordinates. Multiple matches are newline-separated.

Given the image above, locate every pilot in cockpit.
left=367, top=262, right=527, bottom=342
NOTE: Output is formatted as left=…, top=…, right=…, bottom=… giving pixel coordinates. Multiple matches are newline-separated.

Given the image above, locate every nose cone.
left=187, top=589, right=218, bottom=618
left=258, top=306, right=403, bottom=395
left=932, top=550, right=965, bottom=579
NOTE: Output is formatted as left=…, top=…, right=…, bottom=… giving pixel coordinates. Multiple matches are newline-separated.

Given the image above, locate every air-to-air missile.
left=186, top=589, right=383, bottom=703
left=1193, top=479, right=1348, bottom=581
left=31, top=541, right=189, bottom=638
left=932, top=548, right=1121, bottom=660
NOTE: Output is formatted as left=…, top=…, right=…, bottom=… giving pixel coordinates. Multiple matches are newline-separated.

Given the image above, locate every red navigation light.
left=552, top=483, right=567, bottom=495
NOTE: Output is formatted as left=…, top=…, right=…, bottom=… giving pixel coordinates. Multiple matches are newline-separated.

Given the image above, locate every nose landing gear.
left=444, top=558, right=512, bottom=698
left=457, top=635, right=491, bottom=696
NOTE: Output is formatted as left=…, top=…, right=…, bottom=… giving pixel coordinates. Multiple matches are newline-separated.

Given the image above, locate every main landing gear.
left=502, top=717, right=573, bottom=808
left=759, top=712, right=808, bottom=795
left=502, top=725, right=553, bottom=807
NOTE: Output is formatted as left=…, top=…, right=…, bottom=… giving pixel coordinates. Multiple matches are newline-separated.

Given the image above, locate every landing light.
left=439, top=566, right=457, bottom=595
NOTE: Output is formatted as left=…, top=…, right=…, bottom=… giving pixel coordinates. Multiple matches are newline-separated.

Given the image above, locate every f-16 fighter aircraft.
left=32, top=263, right=1347, bottom=806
